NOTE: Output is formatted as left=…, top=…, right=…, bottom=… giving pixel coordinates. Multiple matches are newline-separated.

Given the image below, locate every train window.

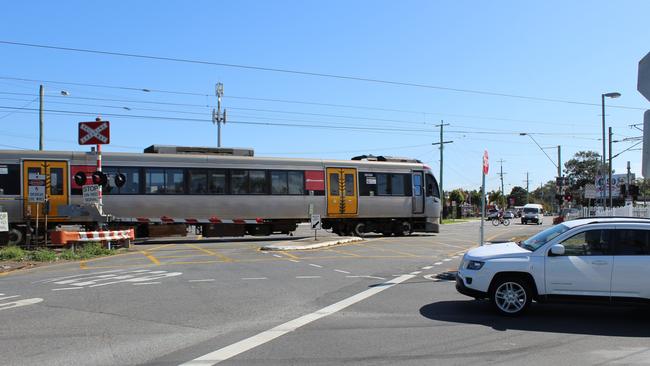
left=166, top=169, right=184, bottom=194
left=330, top=173, right=339, bottom=195
left=189, top=169, right=208, bottom=194
left=101, top=167, right=119, bottom=195
left=209, top=170, right=226, bottom=194
left=377, top=174, right=389, bottom=195
left=119, top=168, right=140, bottom=194
left=344, top=174, right=354, bottom=196
left=145, top=169, right=166, bottom=194
left=0, top=164, right=20, bottom=195
left=249, top=170, right=267, bottom=194
left=231, top=170, right=248, bottom=194
left=391, top=174, right=405, bottom=196
left=426, top=173, right=440, bottom=198
left=271, top=171, right=288, bottom=194
left=49, top=168, right=64, bottom=195
left=288, top=171, right=304, bottom=195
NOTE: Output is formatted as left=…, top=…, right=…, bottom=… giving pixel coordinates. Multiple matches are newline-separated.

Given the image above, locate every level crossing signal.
left=73, top=171, right=126, bottom=188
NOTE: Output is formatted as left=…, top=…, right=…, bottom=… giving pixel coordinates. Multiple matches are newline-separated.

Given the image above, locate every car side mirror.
left=549, top=244, right=565, bottom=256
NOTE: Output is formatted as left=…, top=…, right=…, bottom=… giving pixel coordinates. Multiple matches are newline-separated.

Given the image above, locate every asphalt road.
left=1, top=218, right=649, bottom=366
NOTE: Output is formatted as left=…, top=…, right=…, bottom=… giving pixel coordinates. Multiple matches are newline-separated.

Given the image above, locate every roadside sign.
left=82, top=184, right=101, bottom=204
left=584, top=184, right=598, bottom=199
left=482, top=150, right=489, bottom=175
left=78, top=121, right=110, bottom=145
left=0, top=212, right=8, bottom=232
left=639, top=51, right=650, bottom=102
left=28, top=173, right=46, bottom=203
left=310, top=214, right=321, bottom=230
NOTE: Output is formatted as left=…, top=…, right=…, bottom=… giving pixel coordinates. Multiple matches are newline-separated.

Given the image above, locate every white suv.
left=456, top=217, right=650, bottom=315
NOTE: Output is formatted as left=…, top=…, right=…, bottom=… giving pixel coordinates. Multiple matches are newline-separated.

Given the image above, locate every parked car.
left=456, top=217, right=650, bottom=315
left=487, top=209, right=499, bottom=219
left=504, top=211, right=515, bottom=219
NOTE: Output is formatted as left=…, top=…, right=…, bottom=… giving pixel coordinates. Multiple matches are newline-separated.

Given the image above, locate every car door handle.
left=591, top=260, right=608, bottom=266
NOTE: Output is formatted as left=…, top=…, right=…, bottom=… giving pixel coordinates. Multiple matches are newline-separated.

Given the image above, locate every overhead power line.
left=0, top=40, right=645, bottom=110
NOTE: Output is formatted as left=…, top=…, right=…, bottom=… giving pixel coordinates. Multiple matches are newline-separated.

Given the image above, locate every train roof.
left=0, top=149, right=431, bottom=170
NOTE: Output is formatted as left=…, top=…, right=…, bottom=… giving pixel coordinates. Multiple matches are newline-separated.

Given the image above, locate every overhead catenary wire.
left=0, top=41, right=646, bottom=111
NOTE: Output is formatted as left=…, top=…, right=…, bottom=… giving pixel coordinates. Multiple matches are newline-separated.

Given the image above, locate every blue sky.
left=1, top=1, right=648, bottom=193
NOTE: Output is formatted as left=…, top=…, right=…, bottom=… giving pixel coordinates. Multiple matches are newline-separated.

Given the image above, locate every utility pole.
left=627, top=161, right=631, bottom=201
left=557, top=145, right=561, bottom=178
left=497, top=159, right=506, bottom=195
left=39, top=84, right=44, bottom=151
left=609, top=126, right=613, bottom=208
left=432, top=121, right=453, bottom=216
left=525, top=172, right=530, bottom=204
left=212, top=82, right=227, bottom=147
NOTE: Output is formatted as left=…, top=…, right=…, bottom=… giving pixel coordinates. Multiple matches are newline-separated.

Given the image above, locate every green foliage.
left=508, top=186, right=528, bottom=206
left=59, top=249, right=79, bottom=260
left=448, top=189, right=466, bottom=205
left=29, top=249, right=57, bottom=262
left=0, top=246, right=26, bottom=261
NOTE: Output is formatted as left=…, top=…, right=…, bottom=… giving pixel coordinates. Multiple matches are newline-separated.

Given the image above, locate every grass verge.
left=0, top=242, right=119, bottom=263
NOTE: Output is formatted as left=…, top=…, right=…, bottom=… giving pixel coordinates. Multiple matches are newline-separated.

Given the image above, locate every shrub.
left=29, top=249, right=57, bottom=262
left=0, top=246, right=26, bottom=261
left=59, top=249, right=80, bottom=260
left=77, top=242, right=115, bottom=259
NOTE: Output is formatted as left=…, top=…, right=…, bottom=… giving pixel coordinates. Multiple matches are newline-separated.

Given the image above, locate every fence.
left=581, top=205, right=650, bottom=218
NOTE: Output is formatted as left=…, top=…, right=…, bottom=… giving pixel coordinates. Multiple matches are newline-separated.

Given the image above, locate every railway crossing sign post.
left=79, top=118, right=110, bottom=216
left=82, top=184, right=101, bottom=204
left=481, top=150, right=489, bottom=246
left=310, top=214, right=321, bottom=240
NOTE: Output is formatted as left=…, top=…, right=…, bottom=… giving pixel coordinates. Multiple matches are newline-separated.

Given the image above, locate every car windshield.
left=520, top=224, right=571, bottom=251
left=523, top=208, right=537, bottom=213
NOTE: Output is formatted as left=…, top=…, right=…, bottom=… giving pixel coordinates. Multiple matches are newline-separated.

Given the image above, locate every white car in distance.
left=456, top=217, right=650, bottom=315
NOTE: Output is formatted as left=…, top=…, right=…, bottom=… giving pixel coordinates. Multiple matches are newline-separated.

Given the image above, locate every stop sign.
left=483, top=150, right=489, bottom=175
left=639, top=51, right=650, bottom=102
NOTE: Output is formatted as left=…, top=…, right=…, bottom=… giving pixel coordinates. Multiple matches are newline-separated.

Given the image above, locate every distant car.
left=487, top=209, right=499, bottom=219
left=504, top=211, right=515, bottom=219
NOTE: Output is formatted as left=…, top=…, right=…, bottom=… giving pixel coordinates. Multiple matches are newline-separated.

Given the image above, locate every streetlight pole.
left=601, top=92, right=621, bottom=208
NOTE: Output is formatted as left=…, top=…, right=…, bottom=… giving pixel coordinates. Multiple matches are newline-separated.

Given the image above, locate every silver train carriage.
left=0, top=146, right=442, bottom=245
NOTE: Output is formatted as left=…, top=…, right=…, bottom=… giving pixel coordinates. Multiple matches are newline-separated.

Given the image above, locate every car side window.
left=613, top=229, right=650, bottom=255
left=559, top=229, right=611, bottom=256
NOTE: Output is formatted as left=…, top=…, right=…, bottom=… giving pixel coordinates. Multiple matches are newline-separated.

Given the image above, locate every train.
left=0, top=145, right=442, bottom=245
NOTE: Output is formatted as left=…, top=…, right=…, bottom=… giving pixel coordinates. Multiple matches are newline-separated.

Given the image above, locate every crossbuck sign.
left=78, top=121, right=110, bottom=145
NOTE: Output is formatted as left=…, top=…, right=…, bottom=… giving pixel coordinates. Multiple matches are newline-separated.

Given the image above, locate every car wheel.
left=490, top=277, right=532, bottom=316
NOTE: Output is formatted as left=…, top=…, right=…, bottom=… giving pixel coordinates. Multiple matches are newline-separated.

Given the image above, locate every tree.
left=563, top=151, right=606, bottom=191
left=508, top=186, right=528, bottom=206
left=488, top=190, right=506, bottom=208
left=448, top=189, right=466, bottom=205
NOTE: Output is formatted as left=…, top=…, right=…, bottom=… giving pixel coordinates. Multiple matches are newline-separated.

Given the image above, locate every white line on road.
left=52, top=287, right=83, bottom=291
left=434, top=262, right=443, bottom=265
left=296, top=276, right=321, bottom=279
left=188, top=279, right=216, bottom=283
left=421, top=266, right=433, bottom=270
left=308, top=264, right=323, bottom=268
left=334, top=269, right=351, bottom=274
left=0, top=295, right=20, bottom=301
left=288, top=259, right=300, bottom=263
left=410, top=271, right=422, bottom=275
left=272, top=254, right=282, bottom=258
left=346, top=275, right=386, bottom=280
left=179, top=273, right=415, bottom=366
left=443, top=259, right=452, bottom=262
left=241, top=277, right=268, bottom=280
left=452, top=256, right=459, bottom=259
left=132, top=282, right=161, bottom=286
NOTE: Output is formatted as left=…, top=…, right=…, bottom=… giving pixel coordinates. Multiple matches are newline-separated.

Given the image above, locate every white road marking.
left=188, top=279, right=216, bottom=283
left=241, top=277, right=268, bottom=280
left=35, top=269, right=126, bottom=284
left=423, top=274, right=437, bottom=281
left=410, top=271, right=422, bottom=275
left=434, top=262, right=443, bottom=265
left=443, top=258, right=452, bottom=262
left=52, top=287, right=84, bottom=291
left=288, top=259, right=300, bottom=263
left=346, top=275, right=386, bottom=280
left=296, top=276, right=321, bottom=279
left=0, top=295, right=20, bottom=301
left=421, top=266, right=433, bottom=270
left=132, top=282, right=161, bottom=286
left=0, top=298, right=43, bottom=311
left=179, top=274, right=415, bottom=366
left=334, top=269, right=351, bottom=274
left=308, top=264, right=323, bottom=268
left=272, top=254, right=282, bottom=258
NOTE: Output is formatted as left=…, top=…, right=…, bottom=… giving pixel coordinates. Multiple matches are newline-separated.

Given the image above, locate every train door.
left=22, top=160, right=68, bottom=219
left=326, top=167, right=358, bottom=216
left=412, top=171, right=424, bottom=214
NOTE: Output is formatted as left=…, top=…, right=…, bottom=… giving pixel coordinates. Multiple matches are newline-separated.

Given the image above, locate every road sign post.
left=481, top=150, right=489, bottom=246
left=79, top=118, right=110, bottom=216
left=310, top=214, right=321, bottom=240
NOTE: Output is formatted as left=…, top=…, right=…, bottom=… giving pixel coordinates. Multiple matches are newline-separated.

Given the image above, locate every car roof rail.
left=580, top=216, right=650, bottom=225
